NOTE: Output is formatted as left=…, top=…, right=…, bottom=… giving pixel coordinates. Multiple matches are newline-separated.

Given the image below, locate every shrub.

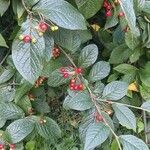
left=0, top=0, right=150, bottom=149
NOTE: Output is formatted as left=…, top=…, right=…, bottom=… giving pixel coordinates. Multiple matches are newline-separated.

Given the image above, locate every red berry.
left=94, top=112, right=103, bottom=122
left=75, top=68, right=82, bottom=74
left=63, top=73, right=69, bottom=78
left=103, top=1, right=108, bottom=7
left=70, top=83, right=75, bottom=87
left=60, top=68, right=66, bottom=72
left=23, top=35, right=31, bottom=43
left=73, top=85, right=78, bottom=90
left=39, top=22, right=48, bottom=32
left=0, top=144, right=4, bottom=149
left=70, top=86, right=74, bottom=90
left=10, top=144, right=15, bottom=149
left=118, top=12, right=125, bottom=17
left=106, top=4, right=112, bottom=10
left=77, top=84, right=84, bottom=91
left=106, top=10, right=112, bottom=17
left=70, top=79, right=75, bottom=83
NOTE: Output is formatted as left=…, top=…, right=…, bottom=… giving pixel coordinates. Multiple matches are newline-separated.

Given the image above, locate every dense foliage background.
left=0, top=0, right=150, bottom=149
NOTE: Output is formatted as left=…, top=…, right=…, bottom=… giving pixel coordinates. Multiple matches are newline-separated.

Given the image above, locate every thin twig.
left=143, top=111, right=148, bottom=144
left=0, top=49, right=10, bottom=66
left=59, top=46, right=77, bottom=68
left=87, top=87, right=122, bottom=150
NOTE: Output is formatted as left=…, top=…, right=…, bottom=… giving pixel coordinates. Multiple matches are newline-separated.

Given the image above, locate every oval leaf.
left=63, top=90, right=93, bottom=111
left=36, top=117, right=61, bottom=141
left=119, top=135, right=149, bottom=150
left=89, top=61, right=110, bottom=82
left=12, top=18, right=45, bottom=84
left=78, top=44, right=98, bottom=68
left=84, top=122, right=110, bottom=150
left=112, top=104, right=136, bottom=131
left=102, top=81, right=128, bottom=100
left=4, top=118, right=35, bottom=143
left=33, top=0, right=86, bottom=30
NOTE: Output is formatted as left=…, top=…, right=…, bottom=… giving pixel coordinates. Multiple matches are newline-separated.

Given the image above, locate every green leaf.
left=114, top=64, right=138, bottom=74
left=15, top=80, right=32, bottom=103
left=112, top=104, right=136, bottom=131
left=0, top=86, right=15, bottom=102
left=48, top=67, right=72, bottom=87
left=102, top=81, right=128, bottom=100
left=17, top=95, right=32, bottom=114
left=36, top=117, right=61, bottom=141
left=4, top=118, right=35, bottom=143
left=125, top=30, right=140, bottom=50
left=0, top=0, right=10, bottom=16
left=119, top=0, right=138, bottom=36
left=104, top=8, right=118, bottom=29
left=0, top=67, right=15, bottom=84
left=89, top=61, right=110, bottom=83
left=84, top=122, right=110, bottom=150
left=0, top=117, right=6, bottom=128
left=33, top=0, right=87, bottom=30
left=33, top=98, right=50, bottom=113
left=139, top=62, right=150, bottom=87
left=63, top=90, right=93, bottom=111
left=101, top=111, right=114, bottom=131
left=143, top=1, right=150, bottom=13
left=75, top=0, right=103, bottom=19
left=119, top=135, right=149, bottom=150
left=140, top=84, right=150, bottom=101
left=0, top=102, right=24, bottom=120
left=52, top=28, right=91, bottom=53
left=12, top=18, right=45, bottom=84
left=0, top=34, right=8, bottom=48
left=110, top=44, right=132, bottom=64
left=44, top=32, right=54, bottom=62
left=141, top=101, right=150, bottom=112
left=78, top=44, right=98, bottom=68
left=79, top=109, right=95, bottom=142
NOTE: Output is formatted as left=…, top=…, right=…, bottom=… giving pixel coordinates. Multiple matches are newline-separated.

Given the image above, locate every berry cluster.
left=94, top=112, right=104, bottom=123
left=34, top=76, right=47, bottom=88
left=52, top=47, right=61, bottom=59
left=0, top=144, right=15, bottom=150
left=69, top=78, right=84, bottom=91
left=60, top=67, right=84, bottom=91
left=60, top=67, right=82, bottom=78
left=103, top=0, right=112, bottom=17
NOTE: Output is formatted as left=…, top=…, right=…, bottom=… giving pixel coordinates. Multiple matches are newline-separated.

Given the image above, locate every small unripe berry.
left=38, top=32, right=43, bottom=36
left=19, top=35, right=24, bottom=40
left=32, top=38, right=37, bottom=44
left=51, top=26, right=59, bottom=31
left=23, top=35, right=31, bottom=43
